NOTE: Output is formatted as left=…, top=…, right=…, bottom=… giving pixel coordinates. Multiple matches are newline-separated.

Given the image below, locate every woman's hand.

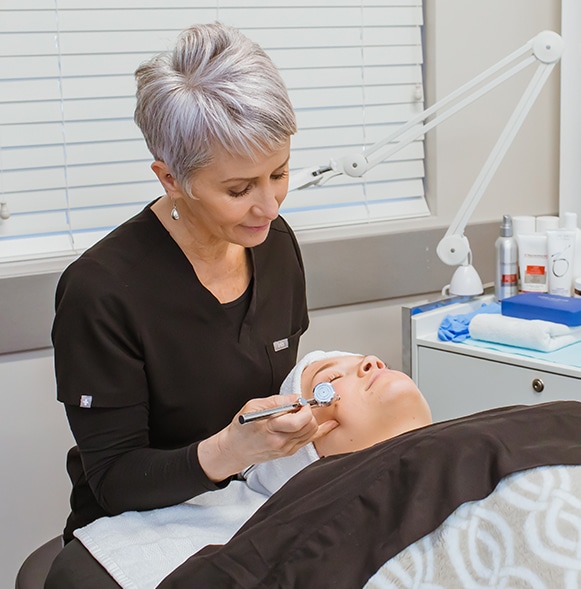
left=197, top=395, right=338, bottom=483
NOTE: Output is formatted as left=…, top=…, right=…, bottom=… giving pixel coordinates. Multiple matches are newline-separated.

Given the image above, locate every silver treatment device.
left=239, top=382, right=339, bottom=425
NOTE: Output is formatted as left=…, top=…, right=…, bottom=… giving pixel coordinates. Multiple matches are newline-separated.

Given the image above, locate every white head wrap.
left=279, top=350, right=358, bottom=398
left=243, top=350, right=357, bottom=496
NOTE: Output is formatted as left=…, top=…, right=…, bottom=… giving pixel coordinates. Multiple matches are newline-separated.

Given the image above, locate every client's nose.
left=359, top=355, right=386, bottom=375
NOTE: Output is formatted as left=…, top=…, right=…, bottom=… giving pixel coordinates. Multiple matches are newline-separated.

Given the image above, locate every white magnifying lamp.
left=289, top=31, right=563, bottom=296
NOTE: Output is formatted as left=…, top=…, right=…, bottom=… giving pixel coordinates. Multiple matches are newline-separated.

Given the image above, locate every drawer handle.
left=532, top=378, right=544, bottom=393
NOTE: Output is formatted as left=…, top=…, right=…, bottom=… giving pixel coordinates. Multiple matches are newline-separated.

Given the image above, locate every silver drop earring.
left=170, top=200, right=180, bottom=221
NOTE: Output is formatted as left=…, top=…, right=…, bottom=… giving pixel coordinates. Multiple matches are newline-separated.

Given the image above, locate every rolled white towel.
left=469, top=313, right=581, bottom=352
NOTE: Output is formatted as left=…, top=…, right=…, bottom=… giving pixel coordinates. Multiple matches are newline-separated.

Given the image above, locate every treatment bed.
left=50, top=401, right=581, bottom=588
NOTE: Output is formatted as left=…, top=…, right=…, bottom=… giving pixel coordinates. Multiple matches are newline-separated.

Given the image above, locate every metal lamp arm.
left=341, top=39, right=537, bottom=177
left=288, top=31, right=564, bottom=261
left=437, top=55, right=559, bottom=266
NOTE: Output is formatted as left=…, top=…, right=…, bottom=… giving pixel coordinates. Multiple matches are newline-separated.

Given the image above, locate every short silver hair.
left=134, top=22, right=297, bottom=196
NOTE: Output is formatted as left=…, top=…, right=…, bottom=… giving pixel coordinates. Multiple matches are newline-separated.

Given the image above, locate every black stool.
left=15, top=537, right=62, bottom=589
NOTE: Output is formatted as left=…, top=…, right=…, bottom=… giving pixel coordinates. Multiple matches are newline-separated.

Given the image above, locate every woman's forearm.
left=93, top=443, right=219, bottom=514
left=65, top=403, right=226, bottom=514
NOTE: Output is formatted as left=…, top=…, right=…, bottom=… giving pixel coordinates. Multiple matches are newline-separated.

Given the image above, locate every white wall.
left=0, top=2, right=562, bottom=586
left=0, top=349, right=73, bottom=588
left=560, top=0, right=581, bottom=218
left=425, top=0, right=560, bottom=226
left=300, top=294, right=434, bottom=370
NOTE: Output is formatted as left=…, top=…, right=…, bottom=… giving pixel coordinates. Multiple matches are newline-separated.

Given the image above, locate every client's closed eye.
left=316, top=373, right=341, bottom=386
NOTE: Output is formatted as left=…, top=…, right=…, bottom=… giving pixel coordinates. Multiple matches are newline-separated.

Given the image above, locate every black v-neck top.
left=221, top=276, right=253, bottom=332
left=52, top=201, right=309, bottom=539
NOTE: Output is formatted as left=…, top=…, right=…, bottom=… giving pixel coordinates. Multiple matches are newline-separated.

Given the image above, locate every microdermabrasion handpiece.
left=238, top=382, right=339, bottom=425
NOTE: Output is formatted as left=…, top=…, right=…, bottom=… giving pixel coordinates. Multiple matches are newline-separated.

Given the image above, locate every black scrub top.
left=52, top=201, right=309, bottom=538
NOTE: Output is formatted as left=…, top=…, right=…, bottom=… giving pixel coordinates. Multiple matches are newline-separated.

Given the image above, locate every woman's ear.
left=151, top=161, right=180, bottom=196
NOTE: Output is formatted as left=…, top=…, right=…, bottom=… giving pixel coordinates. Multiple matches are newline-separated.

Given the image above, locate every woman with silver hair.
left=48, top=22, right=335, bottom=585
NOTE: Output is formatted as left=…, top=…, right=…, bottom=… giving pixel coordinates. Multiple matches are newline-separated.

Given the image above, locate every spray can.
left=495, top=214, right=518, bottom=301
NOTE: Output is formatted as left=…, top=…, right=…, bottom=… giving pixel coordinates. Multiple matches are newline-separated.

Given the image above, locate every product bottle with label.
left=495, top=214, right=518, bottom=301
left=562, top=212, right=581, bottom=283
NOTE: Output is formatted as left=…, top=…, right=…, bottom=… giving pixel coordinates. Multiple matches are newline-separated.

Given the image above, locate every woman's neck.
left=152, top=195, right=252, bottom=303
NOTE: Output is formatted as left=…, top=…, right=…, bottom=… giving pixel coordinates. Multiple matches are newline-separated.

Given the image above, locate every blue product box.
left=501, top=293, right=581, bottom=326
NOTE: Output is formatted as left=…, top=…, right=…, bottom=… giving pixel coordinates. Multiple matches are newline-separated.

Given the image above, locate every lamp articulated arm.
left=436, top=31, right=562, bottom=269
left=289, top=31, right=563, bottom=294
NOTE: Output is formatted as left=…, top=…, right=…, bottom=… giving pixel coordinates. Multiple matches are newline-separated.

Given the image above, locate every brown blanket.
left=158, top=401, right=581, bottom=589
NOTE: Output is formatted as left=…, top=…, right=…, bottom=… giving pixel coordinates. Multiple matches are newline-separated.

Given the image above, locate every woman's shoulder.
left=261, top=215, right=301, bottom=258
left=89, top=201, right=162, bottom=252
left=69, top=202, right=165, bottom=270
left=57, top=202, right=166, bottom=295
left=269, top=215, right=294, bottom=235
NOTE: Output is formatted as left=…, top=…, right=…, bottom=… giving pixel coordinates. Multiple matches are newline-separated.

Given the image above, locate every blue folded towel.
left=438, top=302, right=501, bottom=342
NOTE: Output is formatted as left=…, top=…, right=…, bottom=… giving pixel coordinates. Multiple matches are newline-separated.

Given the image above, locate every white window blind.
left=0, top=0, right=427, bottom=271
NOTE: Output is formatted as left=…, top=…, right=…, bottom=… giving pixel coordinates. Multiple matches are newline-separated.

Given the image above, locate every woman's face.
left=175, top=139, right=291, bottom=248
left=301, top=355, right=432, bottom=457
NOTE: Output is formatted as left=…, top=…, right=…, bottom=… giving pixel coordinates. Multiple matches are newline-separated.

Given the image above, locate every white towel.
left=74, top=448, right=320, bottom=589
left=469, top=313, right=581, bottom=352
left=242, top=441, right=319, bottom=496
left=74, top=482, right=268, bottom=589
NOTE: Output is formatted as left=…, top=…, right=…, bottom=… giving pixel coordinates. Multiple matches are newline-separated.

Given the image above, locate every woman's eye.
left=229, top=185, right=251, bottom=198
left=271, top=170, right=289, bottom=181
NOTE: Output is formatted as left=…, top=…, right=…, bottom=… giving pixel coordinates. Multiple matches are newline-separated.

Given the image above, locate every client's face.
left=301, top=355, right=432, bottom=457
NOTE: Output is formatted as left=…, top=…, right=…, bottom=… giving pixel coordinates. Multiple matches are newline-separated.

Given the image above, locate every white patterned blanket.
left=366, top=465, right=581, bottom=589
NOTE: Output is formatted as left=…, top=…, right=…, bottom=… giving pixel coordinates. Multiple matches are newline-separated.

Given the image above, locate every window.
left=0, top=1, right=427, bottom=273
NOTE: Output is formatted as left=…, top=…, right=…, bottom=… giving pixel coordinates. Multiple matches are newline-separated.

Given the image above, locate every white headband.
left=279, top=350, right=358, bottom=398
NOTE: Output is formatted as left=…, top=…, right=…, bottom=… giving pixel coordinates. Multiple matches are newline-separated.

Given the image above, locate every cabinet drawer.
left=417, top=346, right=581, bottom=422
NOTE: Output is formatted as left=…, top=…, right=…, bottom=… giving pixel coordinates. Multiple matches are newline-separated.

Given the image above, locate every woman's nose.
left=253, top=186, right=282, bottom=220
left=359, top=355, right=386, bottom=375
